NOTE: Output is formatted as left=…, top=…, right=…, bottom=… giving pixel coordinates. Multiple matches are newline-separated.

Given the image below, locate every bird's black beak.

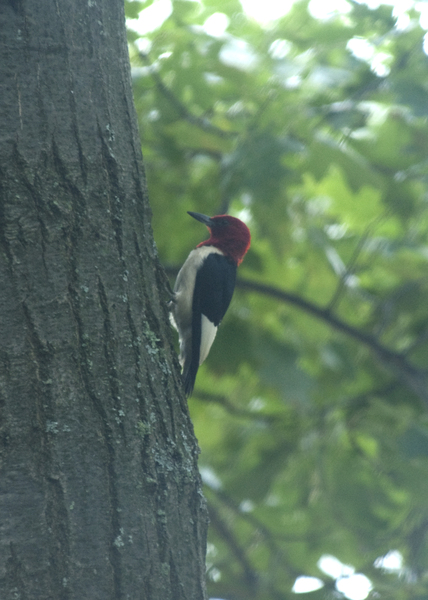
left=187, top=211, right=213, bottom=227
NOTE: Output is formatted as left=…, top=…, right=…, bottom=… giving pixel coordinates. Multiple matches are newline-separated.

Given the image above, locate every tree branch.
left=165, top=265, right=428, bottom=403
left=193, top=390, right=276, bottom=422
left=138, top=53, right=236, bottom=139
left=326, top=226, right=372, bottom=312
left=207, top=502, right=259, bottom=592
left=237, top=278, right=428, bottom=404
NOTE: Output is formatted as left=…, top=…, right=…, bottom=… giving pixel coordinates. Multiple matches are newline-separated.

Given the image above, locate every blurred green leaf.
left=128, top=0, right=428, bottom=597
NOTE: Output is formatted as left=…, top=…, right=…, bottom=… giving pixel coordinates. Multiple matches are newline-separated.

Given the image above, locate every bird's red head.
left=188, top=211, right=251, bottom=265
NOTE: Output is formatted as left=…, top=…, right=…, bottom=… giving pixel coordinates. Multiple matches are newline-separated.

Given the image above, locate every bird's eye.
left=216, top=218, right=229, bottom=227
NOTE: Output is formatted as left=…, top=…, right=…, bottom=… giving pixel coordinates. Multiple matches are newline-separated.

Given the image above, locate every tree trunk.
left=0, top=1, right=207, bottom=599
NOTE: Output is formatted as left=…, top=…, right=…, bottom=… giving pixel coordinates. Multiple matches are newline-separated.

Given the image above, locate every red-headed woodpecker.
left=171, top=211, right=251, bottom=397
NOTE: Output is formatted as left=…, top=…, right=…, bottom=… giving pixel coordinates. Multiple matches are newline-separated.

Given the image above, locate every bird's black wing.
left=196, top=253, right=237, bottom=326
left=183, top=253, right=237, bottom=396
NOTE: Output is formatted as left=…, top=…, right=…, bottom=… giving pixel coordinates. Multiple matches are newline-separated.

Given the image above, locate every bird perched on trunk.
left=170, top=211, right=251, bottom=397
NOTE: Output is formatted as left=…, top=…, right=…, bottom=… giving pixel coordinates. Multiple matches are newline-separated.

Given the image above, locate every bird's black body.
left=184, top=253, right=236, bottom=396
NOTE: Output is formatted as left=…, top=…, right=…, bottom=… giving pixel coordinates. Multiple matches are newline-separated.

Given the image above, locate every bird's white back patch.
left=199, top=315, right=218, bottom=365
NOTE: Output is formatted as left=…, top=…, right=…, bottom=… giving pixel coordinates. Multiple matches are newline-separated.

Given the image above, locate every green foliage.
left=126, top=1, right=428, bottom=598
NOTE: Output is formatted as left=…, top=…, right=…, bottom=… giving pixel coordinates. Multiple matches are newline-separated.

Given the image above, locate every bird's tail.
left=182, top=358, right=198, bottom=397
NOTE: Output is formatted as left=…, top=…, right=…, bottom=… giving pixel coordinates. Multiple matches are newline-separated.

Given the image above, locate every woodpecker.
left=171, top=211, right=251, bottom=397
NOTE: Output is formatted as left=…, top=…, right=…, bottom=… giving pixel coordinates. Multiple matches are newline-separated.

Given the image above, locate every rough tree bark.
left=0, top=1, right=208, bottom=599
